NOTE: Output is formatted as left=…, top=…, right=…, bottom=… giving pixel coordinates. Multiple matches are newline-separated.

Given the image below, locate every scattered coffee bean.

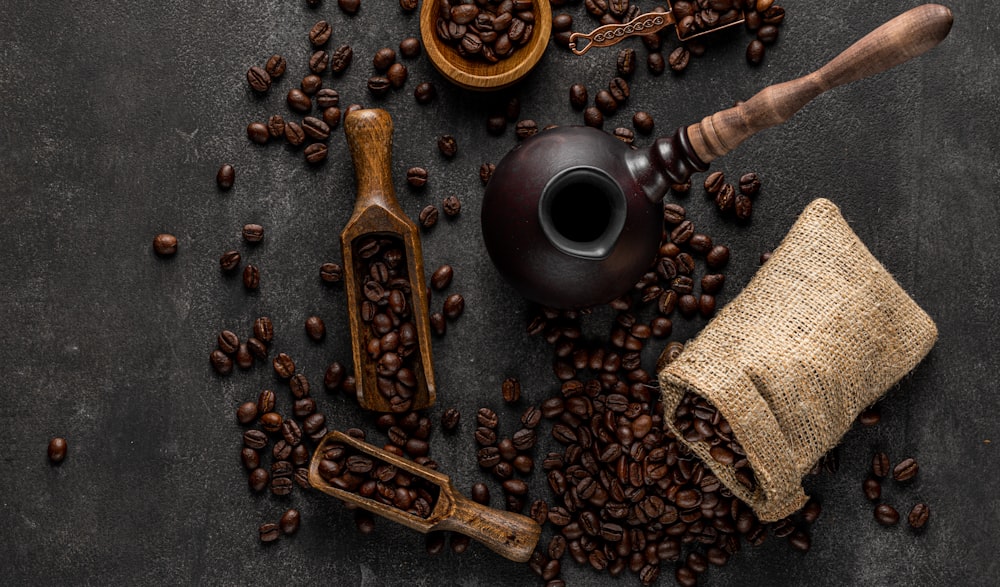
left=872, top=451, right=890, bottom=478
left=243, top=264, right=260, bottom=290
left=430, top=265, right=453, bottom=290
left=874, top=503, right=900, bottom=526
left=908, top=503, right=930, bottom=529
left=273, top=353, right=296, bottom=378
left=153, top=233, right=178, bottom=256
left=747, top=39, right=765, bottom=64
left=242, top=224, right=264, bottom=243
left=632, top=111, right=654, bottom=134
left=305, top=315, right=326, bottom=341
left=414, top=81, right=436, bottom=104
left=479, top=163, right=495, bottom=185
left=305, top=143, right=328, bottom=164
left=863, top=477, right=881, bottom=501
left=330, top=44, right=354, bottom=74
left=338, top=0, right=360, bottom=15
left=320, top=262, right=343, bottom=283
left=216, top=164, right=235, bottom=190
left=647, top=51, right=665, bottom=74
left=441, top=408, right=461, bottom=431
left=210, top=349, right=233, bottom=375
left=569, top=84, right=588, bottom=110
left=265, top=54, right=287, bottom=78
left=442, top=195, right=461, bottom=217
left=287, top=89, right=312, bottom=113
left=310, top=20, right=332, bottom=46
left=247, top=122, right=269, bottom=144
left=583, top=107, right=603, bottom=128
left=669, top=46, right=691, bottom=72
left=400, top=37, right=421, bottom=58
left=47, top=437, right=67, bottom=463
left=419, top=205, right=439, bottom=229
left=443, top=294, right=465, bottom=320
left=259, top=522, right=281, bottom=543
left=247, top=66, right=271, bottom=93
left=285, top=121, right=305, bottom=146
left=502, top=377, right=521, bottom=403
left=893, top=457, right=919, bottom=482
left=437, top=135, right=458, bottom=158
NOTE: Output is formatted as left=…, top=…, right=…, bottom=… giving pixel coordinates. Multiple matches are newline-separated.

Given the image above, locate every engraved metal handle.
left=569, top=12, right=676, bottom=55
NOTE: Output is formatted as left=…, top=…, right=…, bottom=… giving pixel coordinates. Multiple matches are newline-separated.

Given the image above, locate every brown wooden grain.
left=308, top=431, right=542, bottom=562
left=687, top=4, right=953, bottom=163
left=341, top=109, right=436, bottom=412
left=419, top=0, right=551, bottom=91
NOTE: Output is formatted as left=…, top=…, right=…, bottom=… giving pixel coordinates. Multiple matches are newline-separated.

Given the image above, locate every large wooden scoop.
left=308, top=430, right=542, bottom=562
left=341, top=109, right=436, bottom=412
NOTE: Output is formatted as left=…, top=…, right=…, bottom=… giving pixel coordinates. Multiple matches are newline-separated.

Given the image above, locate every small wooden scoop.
left=341, top=109, right=436, bottom=412
left=308, top=430, right=542, bottom=562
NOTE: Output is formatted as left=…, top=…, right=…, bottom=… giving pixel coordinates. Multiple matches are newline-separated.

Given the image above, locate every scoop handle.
left=436, top=490, right=541, bottom=563
left=686, top=3, right=953, bottom=163
left=344, top=108, right=399, bottom=212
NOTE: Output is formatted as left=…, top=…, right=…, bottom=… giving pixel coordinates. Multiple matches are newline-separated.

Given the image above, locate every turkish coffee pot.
left=482, top=4, right=952, bottom=309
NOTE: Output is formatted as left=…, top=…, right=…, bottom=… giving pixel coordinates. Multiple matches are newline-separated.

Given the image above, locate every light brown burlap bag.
left=657, top=198, right=937, bottom=522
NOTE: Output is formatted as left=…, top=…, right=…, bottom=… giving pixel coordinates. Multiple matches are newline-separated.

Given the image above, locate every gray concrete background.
left=1, top=1, right=997, bottom=585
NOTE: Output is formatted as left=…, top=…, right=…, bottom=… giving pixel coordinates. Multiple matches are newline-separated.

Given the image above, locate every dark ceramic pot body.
left=481, top=125, right=706, bottom=308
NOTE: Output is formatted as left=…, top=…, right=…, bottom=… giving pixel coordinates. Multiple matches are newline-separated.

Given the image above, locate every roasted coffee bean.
left=273, top=440, right=292, bottom=461
left=367, top=76, right=391, bottom=97
left=265, top=54, right=287, bottom=78
left=260, top=412, right=283, bottom=433
left=616, top=48, right=636, bottom=77
left=703, top=171, right=725, bottom=194
left=569, top=84, right=588, bottom=110
left=387, top=63, right=408, bottom=88
left=430, top=312, right=446, bottom=336
left=419, top=205, right=439, bottom=229
left=429, top=265, right=454, bottom=290
left=501, top=377, right=521, bottom=403
left=242, top=223, right=264, bottom=243
left=471, top=482, right=490, bottom=505
left=372, top=47, right=397, bottom=72
left=612, top=127, right=634, bottom=145
left=414, top=81, right=436, bottom=104
left=874, top=503, right=900, bottom=526
left=247, top=66, right=271, bottom=93
left=757, top=24, right=779, bottom=44
left=594, top=90, right=617, bottom=115
left=437, top=135, right=458, bottom=158
left=216, top=164, right=236, bottom=190
left=632, top=111, right=654, bottom=135
left=244, top=429, right=268, bottom=450
left=152, top=233, right=178, bottom=257
left=287, top=89, right=312, bottom=113
left=257, top=389, right=276, bottom=415
left=279, top=508, right=301, bottom=535
left=284, top=121, right=305, bottom=146
left=266, top=115, right=285, bottom=139
left=320, top=262, right=343, bottom=283
left=893, top=457, right=919, bottom=481
left=872, top=451, right=890, bottom=478
left=234, top=342, right=251, bottom=367
left=310, top=19, right=332, bottom=46
left=608, top=77, right=629, bottom=103
left=443, top=294, right=465, bottom=319
left=304, top=315, right=326, bottom=341
left=237, top=402, right=258, bottom=425
left=47, top=437, right=67, bottom=463
left=271, top=476, right=293, bottom=496
left=305, top=143, right=328, bottom=164
left=273, top=353, right=296, bottom=378
left=747, top=39, right=765, bottom=64
left=210, top=349, right=233, bottom=375
left=242, top=264, right=260, bottom=289
left=863, top=477, right=882, bottom=501
left=441, top=407, right=461, bottom=431
left=241, top=447, right=260, bottom=470
left=338, top=0, right=360, bottom=14
left=706, top=245, right=730, bottom=269
left=908, top=503, right=930, bottom=529
left=259, top=522, right=280, bottom=543
left=583, top=107, right=603, bottom=129
left=406, top=167, right=428, bottom=188
left=249, top=467, right=269, bottom=492
left=739, top=172, right=761, bottom=196
left=290, top=374, right=311, bottom=400
left=400, top=36, right=421, bottom=58
left=668, top=46, right=690, bottom=72
left=670, top=220, right=695, bottom=244
left=247, top=122, right=269, bottom=144
left=442, top=195, right=462, bottom=217
left=647, top=51, right=665, bottom=75
left=309, top=50, right=329, bottom=74
left=734, top=193, right=753, bottom=220
left=515, top=119, right=539, bottom=140
left=330, top=44, right=354, bottom=74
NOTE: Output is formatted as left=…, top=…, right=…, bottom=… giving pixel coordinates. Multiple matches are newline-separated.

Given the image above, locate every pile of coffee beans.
left=434, top=0, right=538, bottom=63
left=865, top=451, right=930, bottom=530
left=673, top=391, right=758, bottom=493
left=473, top=404, right=540, bottom=512
left=209, top=316, right=276, bottom=376
left=314, top=437, right=441, bottom=518
left=353, top=235, right=424, bottom=413
left=703, top=170, right=761, bottom=222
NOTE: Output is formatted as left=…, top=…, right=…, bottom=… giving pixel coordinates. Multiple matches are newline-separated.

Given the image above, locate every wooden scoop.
left=308, top=430, right=542, bottom=562
left=341, top=109, right=436, bottom=412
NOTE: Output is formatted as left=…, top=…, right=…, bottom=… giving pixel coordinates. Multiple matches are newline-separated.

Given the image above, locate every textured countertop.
left=1, top=1, right=997, bottom=585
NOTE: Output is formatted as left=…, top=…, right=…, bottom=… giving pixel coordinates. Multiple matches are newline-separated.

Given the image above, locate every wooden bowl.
left=420, top=0, right=552, bottom=92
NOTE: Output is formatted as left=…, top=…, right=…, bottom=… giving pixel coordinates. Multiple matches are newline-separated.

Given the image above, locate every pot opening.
left=539, top=167, right=626, bottom=260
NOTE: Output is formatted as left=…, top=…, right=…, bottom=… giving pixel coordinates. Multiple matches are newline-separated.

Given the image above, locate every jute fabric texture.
left=657, top=198, right=937, bottom=521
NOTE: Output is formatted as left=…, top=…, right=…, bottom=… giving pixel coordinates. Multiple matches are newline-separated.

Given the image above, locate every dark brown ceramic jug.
left=482, top=4, right=952, bottom=309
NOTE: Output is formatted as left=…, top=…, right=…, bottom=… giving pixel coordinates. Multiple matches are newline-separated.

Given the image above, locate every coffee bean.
left=594, top=90, right=617, bottom=115
left=501, top=377, right=521, bottom=403
left=647, top=51, right=665, bottom=75
left=305, top=315, right=326, bottom=341
left=583, top=107, right=603, bottom=128
left=874, top=503, right=900, bottom=526
left=738, top=172, right=761, bottom=196
left=437, top=135, right=458, bottom=158
left=734, top=193, right=753, bottom=220
left=747, top=39, right=765, bottom=64
left=703, top=171, right=725, bottom=194
left=320, top=262, right=343, bottom=283
left=152, top=233, right=178, bottom=257
left=216, top=163, right=236, bottom=190
left=479, top=163, right=495, bottom=185
left=260, top=412, right=283, bottom=434
left=308, top=50, right=329, bottom=74
left=300, top=75, right=322, bottom=96
left=419, top=205, right=439, bottom=229
left=277, top=509, right=300, bottom=536
left=273, top=353, right=296, bottom=378
left=615, top=48, right=637, bottom=77
left=287, top=89, right=312, bottom=113
left=244, top=429, right=268, bottom=450
left=247, top=122, right=269, bottom=144
left=632, top=111, right=654, bottom=135
left=414, top=81, right=436, bottom=104
left=265, top=54, right=287, bottom=78
left=863, top=477, right=881, bottom=501
left=305, top=143, right=328, bottom=164
left=908, top=503, right=930, bottom=529
left=442, top=195, right=461, bottom=217
left=893, top=457, right=919, bottom=481
left=371, top=47, right=397, bottom=72
left=385, top=63, right=408, bottom=88
left=569, top=84, right=588, bottom=110
left=330, top=44, right=353, bottom=74
left=399, top=36, right=421, bottom=58
left=430, top=312, right=446, bottom=336
left=668, top=46, right=690, bottom=72
left=210, top=349, right=233, bottom=375
left=367, top=76, right=391, bottom=97
left=242, top=264, right=260, bottom=290
left=441, top=408, right=461, bottom=431
left=236, top=401, right=258, bottom=425
left=310, top=20, right=332, bottom=46
left=443, top=294, right=465, bottom=320
left=247, top=66, right=271, bottom=93
left=47, top=437, right=67, bottom=463
left=706, top=245, right=730, bottom=269
left=259, top=522, right=280, bottom=543
left=515, top=119, right=539, bottom=140
left=257, top=390, right=276, bottom=414
left=284, top=121, right=305, bottom=146
left=870, top=451, right=890, bottom=478
left=338, top=0, right=360, bottom=14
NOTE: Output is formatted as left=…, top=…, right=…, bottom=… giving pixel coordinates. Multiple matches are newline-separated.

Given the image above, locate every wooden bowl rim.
left=420, top=0, right=552, bottom=92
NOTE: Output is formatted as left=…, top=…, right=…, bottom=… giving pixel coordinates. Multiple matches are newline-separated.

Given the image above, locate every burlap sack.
left=657, top=198, right=937, bottom=522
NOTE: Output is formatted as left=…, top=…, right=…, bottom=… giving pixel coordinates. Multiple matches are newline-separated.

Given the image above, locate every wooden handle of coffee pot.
left=686, top=4, right=953, bottom=163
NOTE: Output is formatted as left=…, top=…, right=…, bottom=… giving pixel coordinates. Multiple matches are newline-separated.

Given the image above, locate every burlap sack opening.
left=657, top=198, right=937, bottom=522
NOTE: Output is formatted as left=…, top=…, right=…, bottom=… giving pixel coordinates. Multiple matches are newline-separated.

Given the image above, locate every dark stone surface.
left=1, top=1, right=997, bottom=585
